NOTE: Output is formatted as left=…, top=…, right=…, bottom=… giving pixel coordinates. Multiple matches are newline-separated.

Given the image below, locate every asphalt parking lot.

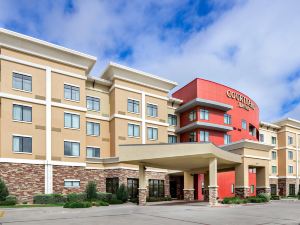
left=1, top=200, right=300, bottom=225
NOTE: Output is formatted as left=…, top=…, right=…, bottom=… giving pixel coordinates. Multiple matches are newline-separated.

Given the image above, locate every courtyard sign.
left=226, top=90, right=255, bottom=111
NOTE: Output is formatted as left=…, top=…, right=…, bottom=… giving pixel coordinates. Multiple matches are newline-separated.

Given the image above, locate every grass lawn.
left=0, top=203, right=64, bottom=208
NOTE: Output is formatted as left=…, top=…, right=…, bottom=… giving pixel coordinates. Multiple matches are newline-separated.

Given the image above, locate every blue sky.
left=1, top=0, right=300, bottom=122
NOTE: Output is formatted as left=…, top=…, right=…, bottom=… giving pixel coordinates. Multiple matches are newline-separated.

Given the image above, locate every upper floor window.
left=168, top=135, right=177, bottom=143
left=13, top=104, right=32, bottom=122
left=86, top=96, right=100, bottom=111
left=224, top=114, right=231, bottom=125
left=168, top=114, right=177, bottom=126
left=272, top=166, right=277, bottom=174
left=64, top=113, right=80, bottom=129
left=288, top=136, right=293, bottom=145
left=86, top=122, right=100, bottom=136
left=242, top=120, right=247, bottom=130
left=128, top=99, right=139, bottom=114
left=128, top=123, right=140, bottom=137
left=147, top=104, right=158, bottom=117
left=12, top=72, right=32, bottom=92
left=200, top=131, right=209, bottom=142
left=147, top=127, right=158, bottom=140
left=272, top=151, right=277, bottom=160
left=64, top=84, right=80, bottom=101
left=259, top=133, right=264, bottom=143
left=189, top=132, right=197, bottom=142
left=200, top=109, right=209, bottom=120
left=64, top=141, right=80, bottom=157
left=13, top=135, right=32, bottom=153
left=288, top=151, right=293, bottom=160
left=86, top=147, right=100, bottom=158
left=288, top=165, right=294, bottom=174
left=224, top=134, right=232, bottom=145
left=189, top=110, right=197, bottom=121
left=271, top=136, right=277, bottom=145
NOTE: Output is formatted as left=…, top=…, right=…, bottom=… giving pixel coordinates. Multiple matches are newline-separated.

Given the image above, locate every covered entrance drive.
left=119, top=141, right=273, bottom=206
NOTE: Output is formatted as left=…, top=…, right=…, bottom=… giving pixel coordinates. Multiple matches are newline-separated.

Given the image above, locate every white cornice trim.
left=110, top=114, right=142, bottom=122
left=0, top=92, right=46, bottom=105
left=86, top=87, right=109, bottom=94
left=51, top=102, right=87, bottom=112
left=269, top=176, right=278, bottom=179
left=243, top=155, right=270, bottom=161
left=86, top=114, right=110, bottom=121
left=51, top=160, right=86, bottom=167
left=52, top=68, right=86, bottom=80
left=0, top=157, right=45, bottom=164
left=145, top=119, right=169, bottom=127
left=278, top=176, right=297, bottom=179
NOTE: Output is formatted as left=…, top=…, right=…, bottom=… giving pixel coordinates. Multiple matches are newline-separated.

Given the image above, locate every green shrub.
left=63, top=201, right=92, bottom=208
left=116, top=184, right=128, bottom=203
left=258, top=193, right=270, bottom=202
left=33, top=193, right=66, bottom=204
left=222, top=197, right=247, bottom=204
left=271, top=195, right=280, bottom=200
left=95, top=200, right=109, bottom=206
left=96, top=192, right=112, bottom=202
left=0, top=178, right=9, bottom=201
left=0, top=195, right=17, bottom=206
left=67, top=193, right=87, bottom=202
left=247, top=197, right=264, bottom=203
left=146, top=196, right=173, bottom=202
left=85, top=181, right=97, bottom=201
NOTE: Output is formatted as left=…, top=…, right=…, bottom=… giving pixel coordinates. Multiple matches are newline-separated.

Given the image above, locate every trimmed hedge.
left=222, top=197, right=247, bottom=204
left=95, top=200, right=109, bottom=206
left=0, top=195, right=17, bottom=206
left=67, top=193, right=87, bottom=202
left=271, top=195, right=280, bottom=200
left=97, top=192, right=112, bottom=202
left=63, top=201, right=92, bottom=208
left=222, top=194, right=271, bottom=204
left=146, top=196, right=172, bottom=202
left=33, top=194, right=66, bottom=204
left=258, top=193, right=270, bottom=202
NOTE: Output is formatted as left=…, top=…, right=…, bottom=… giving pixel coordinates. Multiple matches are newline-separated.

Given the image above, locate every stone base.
left=138, top=188, right=147, bottom=206
left=256, top=187, right=271, bottom=196
left=209, top=187, right=218, bottom=206
left=183, top=189, right=194, bottom=201
left=203, top=188, right=209, bottom=202
left=235, top=187, right=249, bottom=198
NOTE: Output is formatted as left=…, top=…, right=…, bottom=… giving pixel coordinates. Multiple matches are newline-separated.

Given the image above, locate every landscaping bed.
left=222, top=193, right=270, bottom=205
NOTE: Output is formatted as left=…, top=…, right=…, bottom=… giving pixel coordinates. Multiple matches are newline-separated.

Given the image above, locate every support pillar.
left=256, top=167, right=270, bottom=195
left=138, top=164, right=147, bottom=206
left=183, top=171, right=194, bottom=201
left=208, top=158, right=218, bottom=206
left=235, top=163, right=249, bottom=198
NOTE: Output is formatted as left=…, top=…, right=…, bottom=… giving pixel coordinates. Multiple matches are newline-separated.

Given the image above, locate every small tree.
left=0, top=178, right=9, bottom=201
left=116, top=184, right=128, bottom=203
left=85, top=181, right=97, bottom=201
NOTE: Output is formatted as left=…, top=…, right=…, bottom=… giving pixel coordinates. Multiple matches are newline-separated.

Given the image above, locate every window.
left=86, top=147, right=100, bottom=158
left=64, top=84, right=80, bottom=101
left=86, top=96, right=100, bottom=111
left=12, top=72, right=32, bottom=92
left=242, top=120, right=247, bottom=130
left=147, top=104, right=158, bottom=117
left=289, top=184, right=296, bottom=196
left=231, top=184, right=234, bottom=194
left=200, top=131, right=209, bottom=142
left=168, top=114, right=177, bottom=126
left=128, top=124, right=140, bottom=137
left=259, top=134, right=264, bottom=143
left=128, top=99, right=139, bottom=113
left=64, top=180, right=80, bottom=188
left=250, top=185, right=255, bottom=194
left=13, top=136, right=32, bottom=153
left=272, top=151, right=277, bottom=160
left=13, top=104, right=32, bottom=122
left=200, top=109, right=209, bottom=120
left=149, top=179, right=164, bottom=198
left=270, top=184, right=277, bottom=196
left=288, top=151, right=293, bottom=160
left=64, top=113, right=80, bottom=129
left=168, top=135, right=177, bottom=143
left=189, top=110, right=197, bottom=121
left=86, top=122, right=100, bottom=136
left=272, top=166, right=277, bottom=174
left=64, top=141, right=80, bottom=157
left=224, top=114, right=231, bottom=125
left=106, top=178, right=119, bottom=194
left=271, top=136, right=277, bottom=145
left=147, top=127, right=158, bottom=140
left=189, top=131, right=197, bottom=142
left=127, top=178, right=139, bottom=200
left=288, top=165, right=294, bottom=174
left=249, top=124, right=256, bottom=136
left=288, top=136, right=293, bottom=145
left=224, top=134, right=232, bottom=145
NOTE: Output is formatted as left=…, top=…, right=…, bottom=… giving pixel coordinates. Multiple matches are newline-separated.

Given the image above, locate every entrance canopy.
left=119, top=143, right=242, bottom=171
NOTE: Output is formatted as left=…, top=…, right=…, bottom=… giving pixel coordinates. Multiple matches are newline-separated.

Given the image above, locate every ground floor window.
left=289, top=184, right=296, bottom=196
left=149, top=179, right=164, bottom=198
left=64, top=180, right=80, bottom=188
left=270, top=184, right=277, bottom=195
left=106, top=178, right=119, bottom=194
left=127, top=178, right=139, bottom=199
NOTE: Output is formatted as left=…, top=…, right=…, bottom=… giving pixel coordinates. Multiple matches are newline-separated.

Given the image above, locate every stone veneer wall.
left=278, top=178, right=296, bottom=196
left=0, top=163, right=45, bottom=203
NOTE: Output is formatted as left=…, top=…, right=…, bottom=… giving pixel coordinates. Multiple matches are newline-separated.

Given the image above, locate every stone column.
left=256, top=166, right=270, bottom=196
left=209, top=158, right=218, bottom=206
left=138, top=164, right=147, bottom=206
left=235, top=163, right=249, bottom=198
left=183, top=171, right=194, bottom=201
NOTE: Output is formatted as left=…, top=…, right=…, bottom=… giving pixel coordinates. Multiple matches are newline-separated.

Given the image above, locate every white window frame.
left=224, top=114, right=231, bottom=125
left=86, top=146, right=101, bottom=159
left=64, top=140, right=80, bottom=157
left=147, top=103, right=158, bottom=118
left=242, top=119, right=247, bottom=130
left=128, top=123, right=140, bottom=138
left=12, top=103, right=32, bottom=123
left=224, top=134, right=232, bottom=145
left=271, top=136, right=277, bottom=145
left=288, top=136, right=293, bottom=145
left=272, top=165, right=277, bottom=174
left=12, top=134, right=33, bottom=154
left=64, top=179, right=80, bottom=188
left=288, top=165, right=294, bottom=174
left=189, top=110, right=197, bottom=121
left=200, top=131, right=209, bottom=142
left=86, top=96, right=100, bottom=112
left=12, top=71, right=32, bottom=93
left=147, top=126, right=158, bottom=140
left=271, top=151, right=277, bottom=160
left=168, top=114, right=177, bottom=126
left=64, top=112, right=80, bottom=129
left=200, top=109, right=209, bottom=120
left=127, top=98, right=140, bottom=114
left=288, top=151, right=293, bottom=160
left=259, top=133, right=264, bottom=143
left=168, top=135, right=177, bottom=143
left=86, top=121, right=100, bottom=136
left=64, top=83, right=80, bottom=102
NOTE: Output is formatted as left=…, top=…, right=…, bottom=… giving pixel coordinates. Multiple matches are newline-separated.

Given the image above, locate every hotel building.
left=0, top=28, right=297, bottom=205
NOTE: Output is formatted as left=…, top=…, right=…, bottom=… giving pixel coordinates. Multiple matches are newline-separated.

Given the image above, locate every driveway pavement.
left=1, top=200, right=300, bottom=225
